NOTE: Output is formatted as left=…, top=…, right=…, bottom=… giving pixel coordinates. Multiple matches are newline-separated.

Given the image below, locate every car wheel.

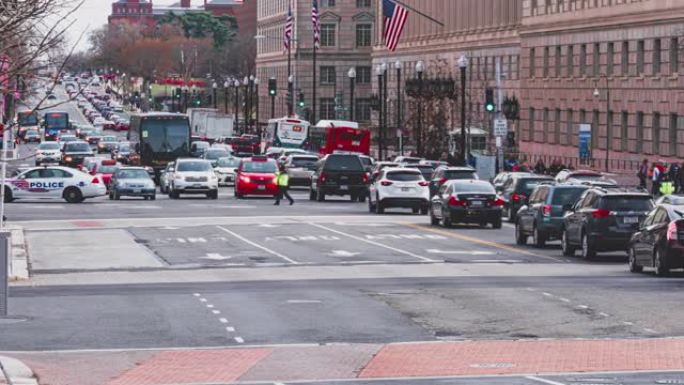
left=368, top=196, right=376, bottom=212
left=442, top=209, right=452, bottom=228
left=492, top=217, right=502, bottom=229
left=533, top=224, right=546, bottom=248
left=169, top=190, right=179, bottom=199
left=515, top=221, right=527, bottom=245
left=358, top=194, right=366, bottom=203
left=628, top=247, right=643, bottom=273
left=375, top=196, right=385, bottom=214
left=420, top=207, right=428, bottom=216
left=113, top=191, right=120, bottom=200
left=208, top=190, right=218, bottom=200
left=654, top=248, right=670, bottom=277
left=63, top=187, right=83, bottom=203
left=3, top=187, right=13, bottom=203
left=317, top=189, right=325, bottom=202
left=150, top=194, right=156, bottom=201
left=561, top=230, right=575, bottom=257
left=581, top=232, right=596, bottom=260
left=108, top=192, right=113, bottom=200
left=350, top=194, right=357, bottom=202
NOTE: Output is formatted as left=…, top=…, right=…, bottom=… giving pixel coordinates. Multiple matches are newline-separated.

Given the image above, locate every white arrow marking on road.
left=329, top=250, right=361, bottom=257
left=201, top=253, right=232, bottom=261
left=426, top=249, right=495, bottom=255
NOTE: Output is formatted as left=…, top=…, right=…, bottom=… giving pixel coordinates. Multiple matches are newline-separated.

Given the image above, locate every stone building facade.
left=255, top=0, right=376, bottom=123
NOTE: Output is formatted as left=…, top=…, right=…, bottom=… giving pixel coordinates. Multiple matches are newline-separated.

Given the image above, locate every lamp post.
left=381, top=62, right=388, bottom=159
left=243, top=76, right=249, bottom=134
left=233, top=79, right=240, bottom=133
left=288, top=75, right=294, bottom=117
left=254, top=77, right=260, bottom=136
left=415, top=61, right=424, bottom=157
left=593, top=76, right=611, bottom=172
left=376, top=65, right=385, bottom=160
left=457, top=55, right=468, bottom=166
left=212, top=82, right=218, bottom=109
left=248, top=75, right=255, bottom=132
left=182, top=85, right=189, bottom=113
left=395, top=61, right=403, bottom=155
left=348, top=68, right=356, bottom=121
left=223, top=80, right=229, bottom=113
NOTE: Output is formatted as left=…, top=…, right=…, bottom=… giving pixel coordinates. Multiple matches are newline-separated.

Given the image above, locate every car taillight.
left=542, top=204, right=552, bottom=216
left=320, top=172, right=326, bottom=183
left=512, top=193, right=526, bottom=202
left=381, top=181, right=393, bottom=186
left=91, top=177, right=100, bottom=184
left=491, top=198, right=504, bottom=207
left=448, top=196, right=467, bottom=207
left=418, top=181, right=429, bottom=187
left=439, top=177, right=448, bottom=185
left=667, top=221, right=678, bottom=241
left=592, top=209, right=611, bottom=219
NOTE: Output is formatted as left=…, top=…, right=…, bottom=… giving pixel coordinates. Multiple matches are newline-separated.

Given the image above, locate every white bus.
left=265, top=117, right=311, bottom=149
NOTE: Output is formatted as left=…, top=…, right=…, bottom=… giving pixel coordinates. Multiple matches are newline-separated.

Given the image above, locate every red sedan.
left=235, top=156, right=279, bottom=199
left=92, top=160, right=121, bottom=188
left=115, top=120, right=130, bottom=131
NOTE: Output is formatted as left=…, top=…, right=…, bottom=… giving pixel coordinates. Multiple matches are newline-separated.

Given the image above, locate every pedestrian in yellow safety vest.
left=274, top=164, right=294, bottom=205
left=660, top=177, right=675, bottom=196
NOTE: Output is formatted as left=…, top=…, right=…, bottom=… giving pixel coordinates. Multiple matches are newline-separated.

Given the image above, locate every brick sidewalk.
left=8, top=338, right=684, bottom=385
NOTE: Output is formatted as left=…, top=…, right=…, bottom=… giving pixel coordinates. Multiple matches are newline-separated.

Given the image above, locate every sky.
left=66, top=0, right=178, bottom=52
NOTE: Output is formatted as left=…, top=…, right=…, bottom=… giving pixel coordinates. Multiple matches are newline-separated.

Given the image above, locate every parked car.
left=368, top=167, right=429, bottom=214
left=629, top=204, right=684, bottom=276
left=429, top=166, right=478, bottom=196
left=309, top=154, right=368, bottom=202
left=501, top=175, right=554, bottom=222
left=515, top=184, right=589, bottom=247
left=429, top=179, right=503, bottom=228
left=109, top=167, right=156, bottom=200
left=561, top=188, right=654, bottom=259
left=285, top=154, right=319, bottom=187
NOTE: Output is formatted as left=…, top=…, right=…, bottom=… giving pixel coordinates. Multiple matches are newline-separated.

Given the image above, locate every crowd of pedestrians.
left=637, top=158, right=684, bottom=196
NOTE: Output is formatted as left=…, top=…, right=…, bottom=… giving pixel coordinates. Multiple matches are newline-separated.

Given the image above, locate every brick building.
left=255, top=0, right=376, bottom=123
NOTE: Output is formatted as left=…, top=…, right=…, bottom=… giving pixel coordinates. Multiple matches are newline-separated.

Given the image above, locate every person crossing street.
left=274, top=163, right=294, bottom=206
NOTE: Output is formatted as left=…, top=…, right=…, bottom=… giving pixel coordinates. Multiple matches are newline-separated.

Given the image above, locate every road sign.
left=578, top=124, right=592, bottom=160
left=493, top=119, right=508, bottom=136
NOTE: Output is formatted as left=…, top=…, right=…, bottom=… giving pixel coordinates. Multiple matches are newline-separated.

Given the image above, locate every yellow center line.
left=402, top=222, right=567, bottom=263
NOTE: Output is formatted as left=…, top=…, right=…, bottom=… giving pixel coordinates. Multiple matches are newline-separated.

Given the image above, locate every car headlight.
left=239, top=175, right=250, bottom=183
left=65, top=156, right=73, bottom=162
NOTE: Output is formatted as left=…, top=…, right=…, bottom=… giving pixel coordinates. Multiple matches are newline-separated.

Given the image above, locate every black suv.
left=501, top=175, right=554, bottom=222
left=309, top=154, right=368, bottom=202
left=429, top=166, right=478, bottom=196
left=61, top=141, right=93, bottom=167
left=562, top=188, right=654, bottom=259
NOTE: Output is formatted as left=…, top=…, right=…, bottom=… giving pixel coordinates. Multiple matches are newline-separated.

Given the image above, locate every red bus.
left=309, top=120, right=371, bottom=156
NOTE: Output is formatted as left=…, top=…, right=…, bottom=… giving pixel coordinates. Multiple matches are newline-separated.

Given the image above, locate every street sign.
left=493, top=119, right=508, bottom=136
left=578, top=124, right=592, bottom=160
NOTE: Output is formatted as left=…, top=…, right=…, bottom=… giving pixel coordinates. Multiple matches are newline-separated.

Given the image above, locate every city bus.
left=42, top=112, right=69, bottom=141
left=128, top=113, right=191, bottom=179
left=16, top=110, right=39, bottom=140
left=308, top=120, right=371, bottom=156
left=265, top=117, right=310, bottom=149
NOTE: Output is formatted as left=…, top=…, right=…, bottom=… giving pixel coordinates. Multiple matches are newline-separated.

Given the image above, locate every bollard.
left=0, top=231, right=9, bottom=317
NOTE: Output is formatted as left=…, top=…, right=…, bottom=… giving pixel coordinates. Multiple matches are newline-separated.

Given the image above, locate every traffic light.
left=298, top=92, right=305, bottom=108
left=485, top=88, right=495, bottom=113
left=268, top=78, right=277, bottom=97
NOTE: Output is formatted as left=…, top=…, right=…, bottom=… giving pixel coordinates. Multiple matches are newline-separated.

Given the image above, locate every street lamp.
left=376, top=65, right=385, bottom=160
left=395, top=61, right=403, bottom=155
left=593, top=77, right=611, bottom=172
left=254, top=77, right=260, bottom=136
left=288, top=75, right=294, bottom=117
left=212, top=82, right=218, bottom=109
left=223, top=80, right=229, bottom=113
left=415, top=61, right=424, bottom=157
left=243, top=76, right=249, bottom=133
left=233, top=79, right=240, bottom=132
left=381, top=62, right=388, bottom=159
left=348, top=67, right=356, bottom=121
left=457, top=55, right=468, bottom=166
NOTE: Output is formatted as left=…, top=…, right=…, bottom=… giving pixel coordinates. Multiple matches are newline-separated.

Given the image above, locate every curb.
left=8, top=226, right=30, bottom=281
left=0, top=355, right=37, bottom=385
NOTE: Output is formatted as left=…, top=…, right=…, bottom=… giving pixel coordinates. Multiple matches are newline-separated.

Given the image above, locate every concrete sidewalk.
left=6, top=337, right=684, bottom=385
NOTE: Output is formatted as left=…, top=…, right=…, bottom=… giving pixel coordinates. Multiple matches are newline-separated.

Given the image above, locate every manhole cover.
left=469, top=363, right=515, bottom=369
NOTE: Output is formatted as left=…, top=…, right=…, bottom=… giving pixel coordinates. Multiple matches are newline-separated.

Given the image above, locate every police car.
left=3, top=166, right=107, bottom=203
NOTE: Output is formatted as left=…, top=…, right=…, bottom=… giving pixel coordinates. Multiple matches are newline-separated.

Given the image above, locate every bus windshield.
left=141, top=118, right=189, bottom=156
left=18, top=112, right=38, bottom=126
left=44, top=113, right=68, bottom=130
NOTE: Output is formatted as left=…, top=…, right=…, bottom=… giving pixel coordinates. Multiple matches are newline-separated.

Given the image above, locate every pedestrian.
left=534, top=159, right=547, bottom=175
left=652, top=161, right=662, bottom=196
left=660, top=174, right=675, bottom=196
left=637, top=158, right=648, bottom=189
left=274, top=163, right=294, bottom=206
left=670, top=162, right=681, bottom=193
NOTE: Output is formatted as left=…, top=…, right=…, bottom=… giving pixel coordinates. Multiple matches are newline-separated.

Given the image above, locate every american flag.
left=283, top=2, right=293, bottom=51
left=311, top=0, right=321, bottom=49
left=383, top=0, right=409, bottom=52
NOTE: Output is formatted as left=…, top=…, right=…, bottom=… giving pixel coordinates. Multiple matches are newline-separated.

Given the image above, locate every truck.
left=186, top=108, right=234, bottom=143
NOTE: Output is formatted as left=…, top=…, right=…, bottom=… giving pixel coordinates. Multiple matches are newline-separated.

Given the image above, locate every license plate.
left=470, top=200, right=484, bottom=207
left=193, top=184, right=202, bottom=188
left=340, top=185, right=349, bottom=190
left=133, top=189, right=141, bottom=193
left=401, top=187, right=410, bottom=192
left=257, top=185, right=266, bottom=190
left=623, top=216, right=639, bottom=224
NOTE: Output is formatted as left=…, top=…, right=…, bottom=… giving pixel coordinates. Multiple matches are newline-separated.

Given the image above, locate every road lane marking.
left=644, top=328, right=658, bottom=334
left=199, top=298, right=207, bottom=302
left=403, top=223, right=566, bottom=263
left=206, top=304, right=214, bottom=308
left=212, top=310, right=221, bottom=315
left=307, top=223, right=439, bottom=263
left=559, top=297, right=570, bottom=303
left=234, top=337, right=245, bottom=344
left=426, top=249, right=495, bottom=255
left=599, top=312, right=610, bottom=317
left=287, top=300, right=322, bottom=304
left=526, top=376, right=566, bottom=385
left=219, top=318, right=228, bottom=323
left=471, top=260, right=522, bottom=263
left=623, top=321, right=634, bottom=326
left=226, top=326, right=235, bottom=332
left=542, top=292, right=553, bottom=297
left=217, top=225, right=299, bottom=264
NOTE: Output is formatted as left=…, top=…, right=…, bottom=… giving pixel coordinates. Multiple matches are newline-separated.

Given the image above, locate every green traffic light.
left=486, top=104, right=495, bottom=112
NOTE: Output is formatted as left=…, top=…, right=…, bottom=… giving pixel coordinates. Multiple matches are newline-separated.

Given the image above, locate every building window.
left=653, top=38, right=661, bottom=75
left=566, top=109, right=574, bottom=145
left=356, top=24, right=371, bottom=47
left=607, top=42, right=614, bottom=76
left=543, top=47, right=549, bottom=77
left=606, top=110, right=613, bottom=150
left=321, top=24, right=336, bottom=47
left=621, top=111, right=628, bottom=152
left=555, top=46, right=561, bottom=77
left=320, top=66, right=336, bottom=85
left=621, top=41, right=629, bottom=76
left=653, top=112, right=661, bottom=155
left=580, top=44, right=587, bottom=76
left=528, top=107, right=535, bottom=141
left=321, top=0, right=335, bottom=6
left=356, top=0, right=371, bottom=7
left=554, top=108, right=561, bottom=144
left=636, top=111, right=644, bottom=153
left=529, top=48, right=535, bottom=78
left=355, top=66, right=371, bottom=84
left=637, top=40, right=645, bottom=75
left=567, top=45, right=574, bottom=77
left=593, top=43, right=600, bottom=76
left=355, top=99, right=371, bottom=121
left=320, top=98, right=335, bottom=119
left=542, top=108, right=549, bottom=143
left=671, top=37, right=679, bottom=75
left=671, top=113, right=679, bottom=156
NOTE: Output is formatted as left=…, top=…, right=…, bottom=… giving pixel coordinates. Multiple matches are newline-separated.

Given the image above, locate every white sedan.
left=368, top=167, right=430, bottom=215
left=3, top=166, right=107, bottom=203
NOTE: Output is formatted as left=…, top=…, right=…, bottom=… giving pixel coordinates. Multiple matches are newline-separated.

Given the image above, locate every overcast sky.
left=67, top=0, right=178, bottom=52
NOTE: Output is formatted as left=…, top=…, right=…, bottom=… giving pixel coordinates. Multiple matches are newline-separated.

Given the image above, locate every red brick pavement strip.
left=359, top=338, right=684, bottom=378
left=107, top=349, right=272, bottom=385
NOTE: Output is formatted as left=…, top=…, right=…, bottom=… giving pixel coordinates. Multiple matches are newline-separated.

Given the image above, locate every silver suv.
left=168, top=159, right=219, bottom=199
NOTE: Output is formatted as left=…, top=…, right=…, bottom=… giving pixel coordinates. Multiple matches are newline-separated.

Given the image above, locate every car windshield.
left=118, top=145, right=130, bottom=152
left=205, top=150, right=230, bottom=160
left=243, top=161, right=277, bottom=173
left=98, top=165, right=119, bottom=174
left=601, top=196, right=654, bottom=211
left=452, top=182, right=496, bottom=193
left=444, top=170, right=477, bottom=179
left=324, top=156, right=363, bottom=171
left=386, top=171, right=423, bottom=181
left=291, top=157, right=318, bottom=168
left=551, top=187, right=588, bottom=205
left=360, top=157, right=373, bottom=167
left=176, top=161, right=212, bottom=172
left=38, top=143, right=60, bottom=150
left=102, top=136, right=117, bottom=142
left=116, top=169, right=149, bottom=179
left=519, top=179, right=552, bottom=195
left=217, top=157, right=240, bottom=167
left=65, top=142, right=90, bottom=152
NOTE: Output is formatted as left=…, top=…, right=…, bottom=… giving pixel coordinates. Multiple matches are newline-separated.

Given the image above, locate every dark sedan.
left=629, top=204, right=684, bottom=276
left=429, top=180, right=503, bottom=228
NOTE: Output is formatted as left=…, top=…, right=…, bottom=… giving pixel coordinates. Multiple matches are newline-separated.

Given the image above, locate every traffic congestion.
left=7, top=71, right=681, bottom=278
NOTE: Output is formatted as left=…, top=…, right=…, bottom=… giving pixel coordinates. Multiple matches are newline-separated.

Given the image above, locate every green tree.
left=158, top=11, right=237, bottom=48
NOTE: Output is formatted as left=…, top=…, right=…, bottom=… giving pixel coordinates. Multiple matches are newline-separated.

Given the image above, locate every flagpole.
left=392, top=0, right=444, bottom=27
left=312, top=39, right=316, bottom=123
left=287, top=1, right=293, bottom=117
